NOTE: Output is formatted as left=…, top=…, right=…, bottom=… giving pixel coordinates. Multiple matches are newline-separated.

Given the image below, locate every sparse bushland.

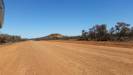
left=0, top=34, right=24, bottom=44
left=81, top=22, right=133, bottom=41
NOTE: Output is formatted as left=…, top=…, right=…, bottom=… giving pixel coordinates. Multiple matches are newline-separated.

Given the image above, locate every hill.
left=33, top=33, right=65, bottom=40
left=47, top=33, right=64, bottom=39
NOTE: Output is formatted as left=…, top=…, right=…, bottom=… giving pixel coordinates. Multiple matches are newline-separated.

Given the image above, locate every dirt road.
left=0, top=41, right=133, bottom=75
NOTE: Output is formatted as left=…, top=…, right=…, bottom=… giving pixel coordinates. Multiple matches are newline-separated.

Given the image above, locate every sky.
left=1, top=0, right=133, bottom=38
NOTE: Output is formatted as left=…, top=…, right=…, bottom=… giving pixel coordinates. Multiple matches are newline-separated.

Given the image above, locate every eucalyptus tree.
left=115, top=22, right=130, bottom=41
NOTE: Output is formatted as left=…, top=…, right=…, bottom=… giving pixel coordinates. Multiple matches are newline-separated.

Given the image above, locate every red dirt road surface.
left=0, top=41, right=133, bottom=75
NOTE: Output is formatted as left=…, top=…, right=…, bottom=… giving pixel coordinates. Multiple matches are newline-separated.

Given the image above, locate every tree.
left=88, top=24, right=108, bottom=41
left=89, top=26, right=96, bottom=40
left=115, top=22, right=130, bottom=41
left=130, top=27, right=133, bottom=39
left=109, top=27, right=115, bottom=41
left=95, top=24, right=108, bottom=41
left=110, top=27, right=115, bottom=35
left=81, top=30, right=89, bottom=40
left=81, top=22, right=132, bottom=41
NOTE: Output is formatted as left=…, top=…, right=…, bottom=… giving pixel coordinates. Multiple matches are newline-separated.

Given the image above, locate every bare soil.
left=0, top=41, right=133, bottom=75
left=52, top=40, right=133, bottom=48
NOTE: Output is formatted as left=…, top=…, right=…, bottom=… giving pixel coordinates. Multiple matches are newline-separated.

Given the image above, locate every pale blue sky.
left=1, top=0, right=133, bottom=38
